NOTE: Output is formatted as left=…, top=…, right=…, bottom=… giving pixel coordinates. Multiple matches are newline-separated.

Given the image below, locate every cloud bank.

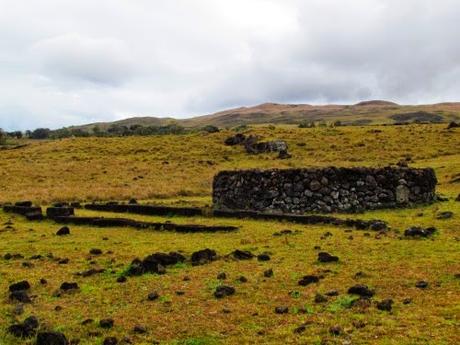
left=1, top=0, right=460, bottom=130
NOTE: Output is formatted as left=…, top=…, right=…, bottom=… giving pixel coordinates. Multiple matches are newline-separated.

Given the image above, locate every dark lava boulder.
left=10, top=290, right=31, bottom=303
left=7, top=316, right=39, bottom=338
left=103, top=337, right=118, bottom=345
left=376, top=299, right=393, bottom=311
left=214, top=285, right=235, bottom=299
left=298, top=275, right=320, bottom=286
left=56, top=226, right=70, bottom=236
left=99, top=318, right=114, bottom=329
left=404, top=227, right=437, bottom=237
left=127, top=252, right=185, bottom=276
left=224, top=133, right=246, bottom=146
left=89, top=248, right=103, bottom=255
left=348, top=284, right=375, bottom=297
left=60, top=282, right=79, bottom=291
left=36, top=332, right=68, bottom=345
left=191, top=248, right=217, bottom=265
left=436, top=211, right=453, bottom=220
left=369, top=220, right=388, bottom=231
left=416, top=280, right=429, bottom=289
left=317, top=252, right=339, bottom=263
left=232, top=249, right=254, bottom=260
left=9, top=280, right=30, bottom=292
left=274, top=306, right=289, bottom=314
left=257, top=253, right=271, bottom=261
left=264, top=269, right=274, bottom=278
left=447, top=121, right=460, bottom=129
left=147, top=292, right=159, bottom=301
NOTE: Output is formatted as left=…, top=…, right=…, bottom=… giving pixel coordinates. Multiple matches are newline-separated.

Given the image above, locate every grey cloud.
left=1, top=0, right=460, bottom=130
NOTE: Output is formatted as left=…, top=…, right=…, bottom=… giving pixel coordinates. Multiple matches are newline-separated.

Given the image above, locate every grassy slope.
left=71, top=101, right=460, bottom=131
left=0, top=124, right=459, bottom=204
left=0, top=124, right=459, bottom=345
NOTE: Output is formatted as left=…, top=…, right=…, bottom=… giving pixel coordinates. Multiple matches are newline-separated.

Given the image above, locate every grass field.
left=0, top=124, right=459, bottom=344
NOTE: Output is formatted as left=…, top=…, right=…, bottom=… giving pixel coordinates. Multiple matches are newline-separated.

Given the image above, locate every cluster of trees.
left=0, top=128, right=23, bottom=145
left=298, top=120, right=343, bottom=128
left=1, top=123, right=221, bottom=140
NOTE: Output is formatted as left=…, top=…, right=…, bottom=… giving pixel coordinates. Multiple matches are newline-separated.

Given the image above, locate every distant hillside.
left=71, top=100, right=460, bottom=132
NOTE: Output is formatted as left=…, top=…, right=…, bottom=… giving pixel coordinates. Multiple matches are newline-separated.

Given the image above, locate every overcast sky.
left=1, top=0, right=460, bottom=130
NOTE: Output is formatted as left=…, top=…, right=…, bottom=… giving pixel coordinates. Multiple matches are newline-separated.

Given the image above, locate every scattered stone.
left=36, top=332, right=68, bottom=345
left=224, top=133, right=246, bottom=146
left=278, top=150, right=292, bottom=159
left=274, top=306, right=289, bottom=314
left=237, top=276, right=248, bottom=283
left=257, top=253, right=271, bottom=261
left=214, top=285, right=235, bottom=299
left=415, top=280, right=428, bottom=289
left=7, top=316, right=39, bottom=338
left=404, top=227, right=437, bottom=237
left=217, top=272, right=227, bottom=280
left=376, top=299, right=393, bottom=311
left=317, top=252, right=339, bottom=263
left=232, top=249, right=254, bottom=260
left=9, top=280, right=30, bottom=292
left=103, top=337, right=118, bottom=345
left=99, top=318, right=114, bottom=329
left=133, top=325, right=147, bottom=334
left=126, top=252, right=185, bottom=276
left=10, top=290, right=31, bottom=303
left=78, top=268, right=105, bottom=277
left=293, top=324, right=308, bottom=334
left=369, top=220, right=388, bottom=231
left=60, top=282, right=79, bottom=291
left=325, top=290, right=339, bottom=296
left=81, top=319, right=94, bottom=325
left=298, top=275, right=320, bottom=286
left=402, top=298, right=412, bottom=305
left=314, top=293, right=328, bottom=303
left=191, top=248, right=217, bottom=265
left=436, top=211, right=453, bottom=220
left=264, top=269, right=274, bottom=278
left=89, top=248, right=103, bottom=255
left=348, top=284, right=374, bottom=297
left=56, top=226, right=70, bottom=236
left=447, top=121, right=460, bottom=129
left=329, top=325, right=342, bottom=335
left=147, top=292, right=159, bottom=301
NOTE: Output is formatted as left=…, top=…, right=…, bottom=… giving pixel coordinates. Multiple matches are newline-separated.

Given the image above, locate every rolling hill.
left=71, top=100, right=460, bottom=132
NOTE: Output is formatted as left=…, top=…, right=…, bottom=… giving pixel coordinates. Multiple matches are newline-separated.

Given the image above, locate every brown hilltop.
left=70, top=100, right=460, bottom=131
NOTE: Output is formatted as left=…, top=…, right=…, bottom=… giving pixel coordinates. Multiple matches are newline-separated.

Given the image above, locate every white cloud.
left=0, top=0, right=459, bottom=130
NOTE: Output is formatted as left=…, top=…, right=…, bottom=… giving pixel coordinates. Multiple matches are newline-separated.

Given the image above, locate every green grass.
left=0, top=124, right=459, bottom=344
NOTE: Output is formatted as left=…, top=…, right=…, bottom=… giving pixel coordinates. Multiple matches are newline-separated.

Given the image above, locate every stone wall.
left=212, top=167, right=437, bottom=213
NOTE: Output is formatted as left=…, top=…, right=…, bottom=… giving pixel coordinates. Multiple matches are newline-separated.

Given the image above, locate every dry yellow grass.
left=0, top=124, right=459, bottom=345
left=0, top=124, right=459, bottom=204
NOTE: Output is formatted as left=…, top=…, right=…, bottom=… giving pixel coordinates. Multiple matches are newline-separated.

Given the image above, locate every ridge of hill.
left=70, top=100, right=460, bottom=131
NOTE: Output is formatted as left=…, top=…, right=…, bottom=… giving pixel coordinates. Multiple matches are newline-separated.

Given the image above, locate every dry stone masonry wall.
left=213, top=167, right=437, bottom=213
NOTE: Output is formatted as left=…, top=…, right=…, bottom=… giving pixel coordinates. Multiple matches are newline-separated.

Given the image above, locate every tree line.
left=0, top=124, right=220, bottom=141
